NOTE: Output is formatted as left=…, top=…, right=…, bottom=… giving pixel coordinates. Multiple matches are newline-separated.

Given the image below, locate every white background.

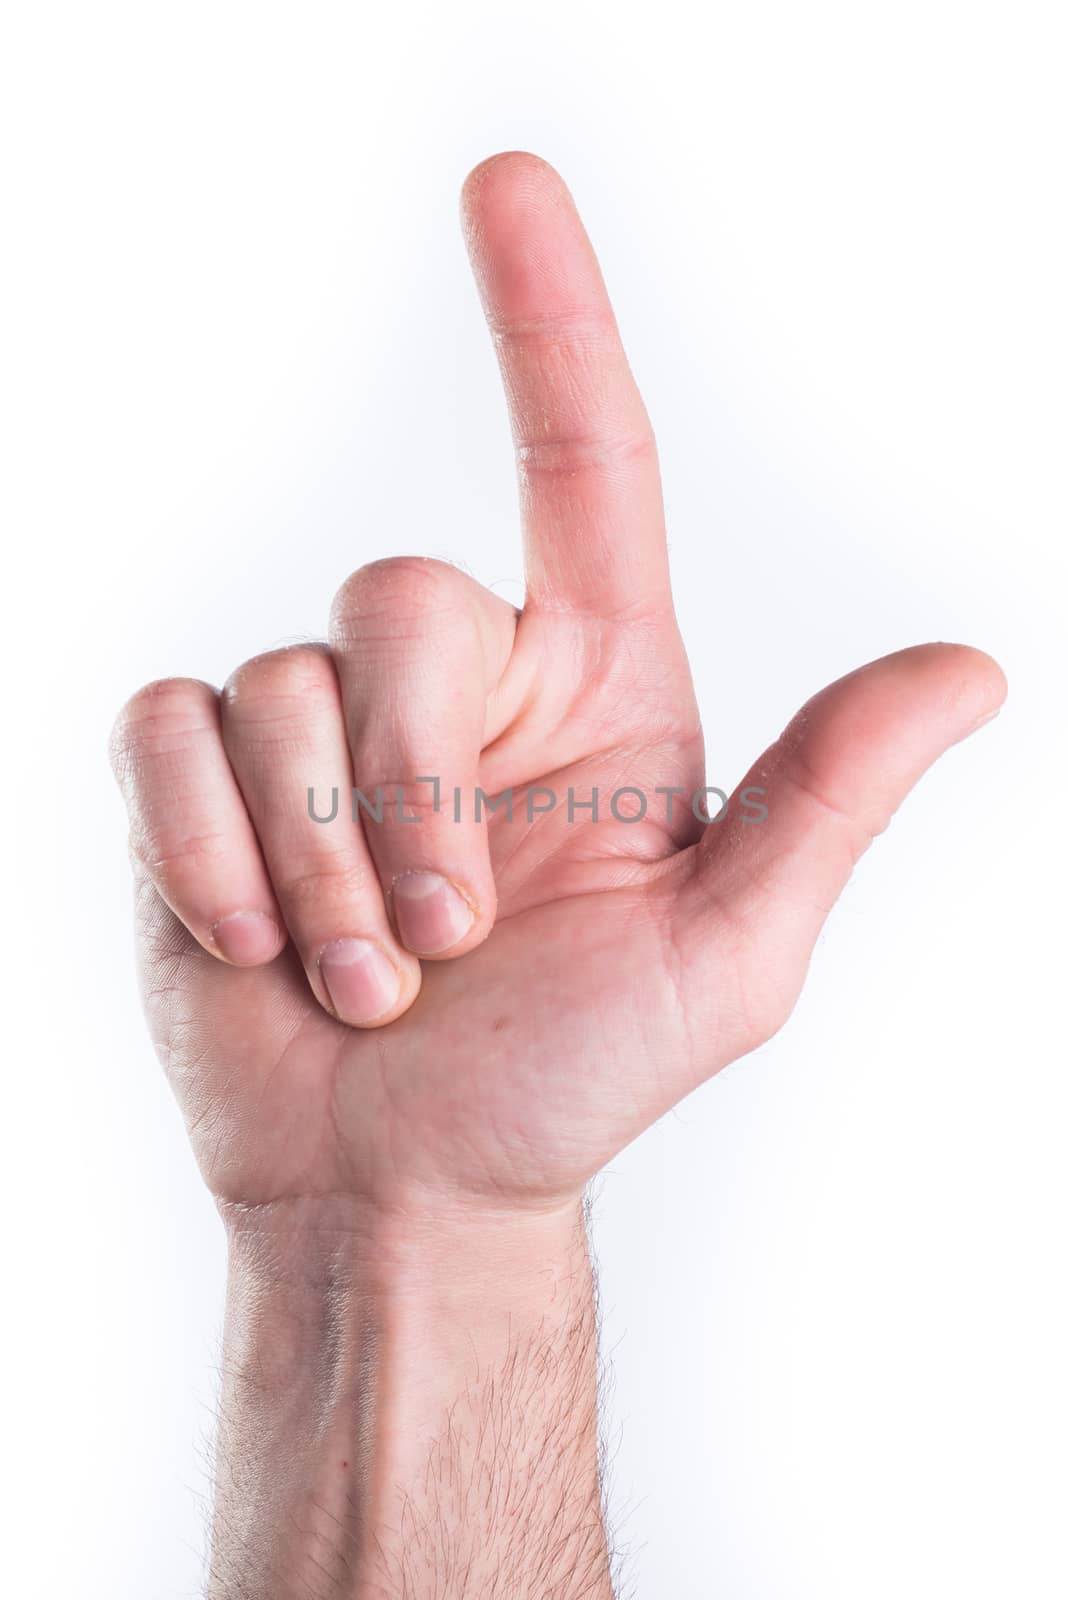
left=3, top=3, right=1065, bottom=1596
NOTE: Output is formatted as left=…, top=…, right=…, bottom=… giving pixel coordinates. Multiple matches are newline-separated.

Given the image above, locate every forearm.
left=209, top=1193, right=613, bottom=1600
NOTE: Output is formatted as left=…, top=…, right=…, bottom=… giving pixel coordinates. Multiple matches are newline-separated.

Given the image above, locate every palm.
left=120, top=154, right=1003, bottom=1217
left=140, top=604, right=713, bottom=1206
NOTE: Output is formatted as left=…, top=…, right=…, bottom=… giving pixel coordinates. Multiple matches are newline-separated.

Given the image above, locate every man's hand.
left=111, top=153, right=1005, bottom=1598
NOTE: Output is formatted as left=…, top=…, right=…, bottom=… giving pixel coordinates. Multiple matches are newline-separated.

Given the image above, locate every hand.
left=111, top=153, right=1005, bottom=1221
left=111, top=152, right=1007, bottom=1600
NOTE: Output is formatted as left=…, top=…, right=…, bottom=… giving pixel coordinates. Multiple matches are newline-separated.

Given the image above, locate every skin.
left=111, top=153, right=1006, bottom=1597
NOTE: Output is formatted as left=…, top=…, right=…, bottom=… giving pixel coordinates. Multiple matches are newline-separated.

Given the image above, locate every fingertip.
left=210, top=911, right=286, bottom=967
left=943, top=643, right=1008, bottom=717
left=950, top=647, right=1008, bottom=743
left=317, top=937, right=414, bottom=1027
left=391, top=871, right=479, bottom=958
left=460, top=152, right=585, bottom=301
left=895, top=641, right=1008, bottom=728
left=821, top=642, right=1007, bottom=738
left=460, top=147, right=612, bottom=365
left=461, top=150, right=564, bottom=215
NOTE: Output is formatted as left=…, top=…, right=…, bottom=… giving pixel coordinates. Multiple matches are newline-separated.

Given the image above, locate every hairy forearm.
left=208, top=1194, right=613, bottom=1600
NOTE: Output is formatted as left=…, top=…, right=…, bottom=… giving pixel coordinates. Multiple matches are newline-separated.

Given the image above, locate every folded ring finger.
left=221, top=645, right=421, bottom=1027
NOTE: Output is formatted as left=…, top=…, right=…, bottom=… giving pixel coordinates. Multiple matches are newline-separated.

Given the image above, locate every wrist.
left=218, top=1186, right=588, bottom=1305
left=210, top=1188, right=610, bottom=1599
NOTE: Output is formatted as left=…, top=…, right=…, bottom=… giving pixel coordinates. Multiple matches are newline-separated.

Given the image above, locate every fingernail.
left=319, top=939, right=400, bottom=1023
left=212, top=911, right=282, bottom=965
left=392, top=872, right=474, bottom=954
left=956, top=705, right=1001, bottom=746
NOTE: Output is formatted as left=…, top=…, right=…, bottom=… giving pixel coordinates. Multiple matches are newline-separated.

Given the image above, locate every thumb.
left=679, top=643, right=1006, bottom=1049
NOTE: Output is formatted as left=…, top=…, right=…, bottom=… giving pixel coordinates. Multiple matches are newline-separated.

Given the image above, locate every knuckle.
left=330, top=556, right=470, bottom=647
left=488, top=306, right=619, bottom=355
left=346, top=777, right=451, bottom=826
left=516, top=424, right=657, bottom=477
left=130, top=827, right=232, bottom=880
left=779, top=755, right=871, bottom=867
left=274, top=855, right=375, bottom=915
left=110, top=678, right=217, bottom=772
left=222, top=646, right=335, bottom=723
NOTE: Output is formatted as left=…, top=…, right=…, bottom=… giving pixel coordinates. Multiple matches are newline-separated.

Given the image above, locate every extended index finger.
left=461, top=152, right=671, bottom=620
